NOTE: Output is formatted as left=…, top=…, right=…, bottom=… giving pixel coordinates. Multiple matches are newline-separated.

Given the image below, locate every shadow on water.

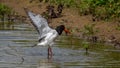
left=0, top=22, right=120, bottom=68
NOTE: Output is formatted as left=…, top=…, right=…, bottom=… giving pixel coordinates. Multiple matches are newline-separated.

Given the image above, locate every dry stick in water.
left=7, top=44, right=24, bottom=64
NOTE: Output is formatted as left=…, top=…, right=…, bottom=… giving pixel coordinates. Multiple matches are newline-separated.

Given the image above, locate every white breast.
left=37, top=30, right=58, bottom=46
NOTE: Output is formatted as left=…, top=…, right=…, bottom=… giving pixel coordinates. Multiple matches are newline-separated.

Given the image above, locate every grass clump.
left=42, top=0, right=120, bottom=21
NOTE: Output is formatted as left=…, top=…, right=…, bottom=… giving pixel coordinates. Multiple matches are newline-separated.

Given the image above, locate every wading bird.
left=24, top=8, right=70, bottom=58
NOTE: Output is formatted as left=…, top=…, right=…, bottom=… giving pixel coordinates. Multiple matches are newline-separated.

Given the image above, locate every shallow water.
left=0, top=22, right=120, bottom=68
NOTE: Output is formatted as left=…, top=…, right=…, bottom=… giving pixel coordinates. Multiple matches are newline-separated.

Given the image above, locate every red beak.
left=64, top=29, right=70, bottom=34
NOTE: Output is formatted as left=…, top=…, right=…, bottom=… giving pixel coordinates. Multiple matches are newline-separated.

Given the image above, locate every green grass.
left=43, top=0, right=120, bottom=21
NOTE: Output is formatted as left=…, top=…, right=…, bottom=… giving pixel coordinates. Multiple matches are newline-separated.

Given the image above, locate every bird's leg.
left=48, top=46, right=53, bottom=59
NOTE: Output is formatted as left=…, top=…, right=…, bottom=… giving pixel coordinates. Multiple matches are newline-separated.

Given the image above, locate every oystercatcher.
left=24, top=8, right=70, bottom=58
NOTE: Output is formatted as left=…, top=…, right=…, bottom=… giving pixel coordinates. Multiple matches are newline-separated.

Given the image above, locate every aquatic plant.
left=0, top=3, right=12, bottom=23
left=82, top=23, right=98, bottom=36
left=82, top=41, right=89, bottom=52
left=82, top=23, right=99, bottom=42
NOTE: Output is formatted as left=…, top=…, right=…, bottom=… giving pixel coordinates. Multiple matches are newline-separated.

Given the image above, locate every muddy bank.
left=1, top=0, right=120, bottom=48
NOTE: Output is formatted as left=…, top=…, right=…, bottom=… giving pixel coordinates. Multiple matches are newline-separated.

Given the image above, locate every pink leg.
left=48, top=46, right=53, bottom=59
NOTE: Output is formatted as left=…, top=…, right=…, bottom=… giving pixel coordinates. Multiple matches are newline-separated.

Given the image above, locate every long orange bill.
left=64, top=29, right=70, bottom=34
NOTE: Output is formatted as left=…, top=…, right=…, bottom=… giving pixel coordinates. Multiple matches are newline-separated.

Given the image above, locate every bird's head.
left=56, top=25, right=70, bottom=35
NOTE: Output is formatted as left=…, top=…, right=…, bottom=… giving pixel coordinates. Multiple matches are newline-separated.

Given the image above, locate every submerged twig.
left=7, top=44, right=25, bottom=64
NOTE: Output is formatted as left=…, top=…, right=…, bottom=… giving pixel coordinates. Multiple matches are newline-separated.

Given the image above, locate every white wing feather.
left=27, top=11, right=53, bottom=39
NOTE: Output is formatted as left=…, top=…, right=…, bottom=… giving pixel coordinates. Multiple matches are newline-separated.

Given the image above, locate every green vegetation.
left=0, top=3, right=13, bottom=30
left=82, top=41, right=89, bottom=52
left=43, top=0, right=120, bottom=21
left=0, top=3, right=12, bottom=22
left=0, top=3, right=11, bottom=15
left=77, top=0, right=120, bottom=21
left=116, top=24, right=120, bottom=31
left=82, top=23, right=98, bottom=37
left=49, top=0, right=76, bottom=7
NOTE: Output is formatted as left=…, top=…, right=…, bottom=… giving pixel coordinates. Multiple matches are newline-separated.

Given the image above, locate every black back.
left=55, top=25, right=65, bottom=35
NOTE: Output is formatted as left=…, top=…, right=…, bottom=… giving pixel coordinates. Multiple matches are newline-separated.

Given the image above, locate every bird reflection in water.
left=37, top=47, right=62, bottom=68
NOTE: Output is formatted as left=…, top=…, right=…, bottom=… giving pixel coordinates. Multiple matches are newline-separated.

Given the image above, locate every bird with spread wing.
left=24, top=8, right=70, bottom=58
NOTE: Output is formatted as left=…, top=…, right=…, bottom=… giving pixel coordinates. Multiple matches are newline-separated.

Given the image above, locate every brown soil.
left=1, top=0, right=120, bottom=42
